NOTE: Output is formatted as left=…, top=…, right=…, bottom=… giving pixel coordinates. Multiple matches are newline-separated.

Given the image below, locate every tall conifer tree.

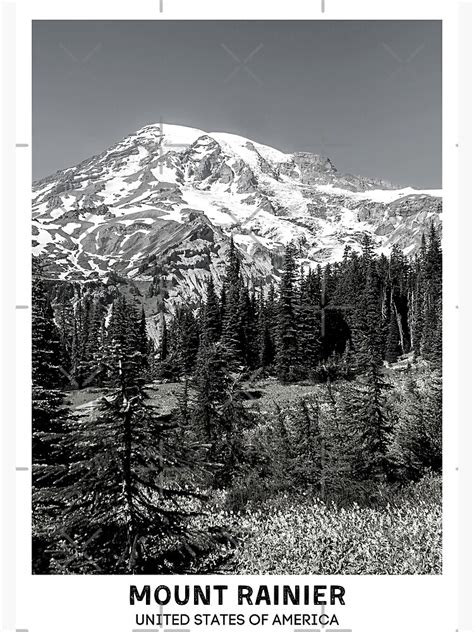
left=276, top=243, right=299, bottom=381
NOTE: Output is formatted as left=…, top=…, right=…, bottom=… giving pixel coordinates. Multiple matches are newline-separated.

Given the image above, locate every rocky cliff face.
left=32, top=123, right=442, bottom=300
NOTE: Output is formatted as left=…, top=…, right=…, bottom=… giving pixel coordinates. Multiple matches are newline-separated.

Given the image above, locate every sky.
left=32, top=20, right=441, bottom=188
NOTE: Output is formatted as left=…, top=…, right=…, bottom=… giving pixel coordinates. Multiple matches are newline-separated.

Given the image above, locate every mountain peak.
left=134, top=122, right=207, bottom=144
left=32, top=122, right=442, bottom=294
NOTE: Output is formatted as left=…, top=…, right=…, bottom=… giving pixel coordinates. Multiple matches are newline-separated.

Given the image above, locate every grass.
left=66, top=382, right=181, bottom=414
left=194, top=474, right=442, bottom=575
left=65, top=362, right=418, bottom=413
left=65, top=387, right=109, bottom=409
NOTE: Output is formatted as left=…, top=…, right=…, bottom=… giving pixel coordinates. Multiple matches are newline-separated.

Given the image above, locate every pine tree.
left=421, top=223, right=442, bottom=364
left=81, top=298, right=107, bottom=386
left=238, top=284, right=258, bottom=368
left=289, top=396, right=323, bottom=489
left=268, top=403, right=294, bottom=490
left=352, top=255, right=384, bottom=371
left=159, top=315, right=168, bottom=361
left=391, top=371, right=442, bottom=479
left=340, top=365, right=393, bottom=481
left=202, top=277, right=221, bottom=344
left=361, top=233, right=375, bottom=270
left=165, top=305, right=199, bottom=377
left=103, top=295, right=149, bottom=386
left=339, top=244, right=394, bottom=480
left=192, top=342, right=252, bottom=487
left=386, top=307, right=401, bottom=363
left=46, top=365, right=213, bottom=573
left=105, top=295, right=140, bottom=385
left=221, top=238, right=243, bottom=367
left=74, top=295, right=94, bottom=387
left=192, top=343, right=229, bottom=449
left=32, top=259, right=64, bottom=388
left=137, top=307, right=149, bottom=362
left=265, top=283, right=278, bottom=360
left=32, top=259, right=66, bottom=452
left=257, top=287, right=274, bottom=370
left=276, top=243, right=299, bottom=381
left=54, top=284, right=76, bottom=377
left=217, top=375, right=252, bottom=487
left=296, top=269, right=321, bottom=377
left=411, top=253, right=425, bottom=357
left=32, top=257, right=70, bottom=571
left=177, top=306, right=200, bottom=375
left=386, top=245, right=408, bottom=358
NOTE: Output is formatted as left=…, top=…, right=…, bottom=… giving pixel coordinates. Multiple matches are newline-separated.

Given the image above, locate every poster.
left=0, top=1, right=472, bottom=631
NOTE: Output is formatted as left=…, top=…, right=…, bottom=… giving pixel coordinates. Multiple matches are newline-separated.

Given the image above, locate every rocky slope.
left=32, top=123, right=442, bottom=301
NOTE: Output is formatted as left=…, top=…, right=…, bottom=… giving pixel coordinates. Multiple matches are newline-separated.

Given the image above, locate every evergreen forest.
left=32, top=228, right=442, bottom=574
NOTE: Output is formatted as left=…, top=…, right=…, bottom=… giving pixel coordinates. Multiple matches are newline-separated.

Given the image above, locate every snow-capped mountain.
left=33, top=123, right=442, bottom=299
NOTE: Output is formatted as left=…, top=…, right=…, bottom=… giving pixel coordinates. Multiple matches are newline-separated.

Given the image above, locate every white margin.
left=0, top=2, right=471, bottom=632
left=1, top=3, right=17, bottom=632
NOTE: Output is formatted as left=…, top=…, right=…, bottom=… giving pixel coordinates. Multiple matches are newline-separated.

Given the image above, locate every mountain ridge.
left=32, top=123, right=442, bottom=301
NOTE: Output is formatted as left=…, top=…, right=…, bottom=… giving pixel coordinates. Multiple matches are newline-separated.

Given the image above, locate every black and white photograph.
left=31, top=19, right=442, bottom=575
